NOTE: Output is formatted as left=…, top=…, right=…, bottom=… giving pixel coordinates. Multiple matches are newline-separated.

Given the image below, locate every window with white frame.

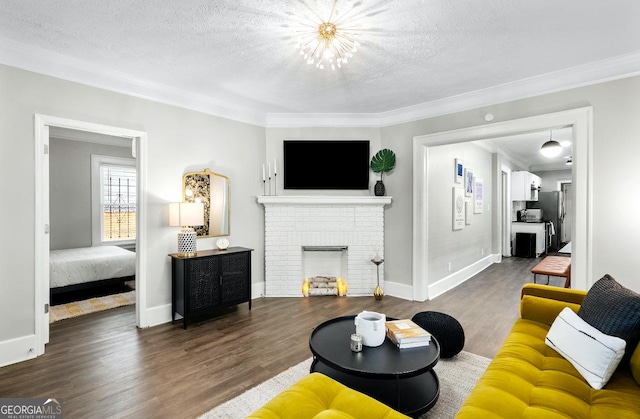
left=91, top=155, right=136, bottom=245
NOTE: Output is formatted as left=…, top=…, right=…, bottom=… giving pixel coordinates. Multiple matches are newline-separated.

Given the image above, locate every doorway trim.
left=501, top=165, right=512, bottom=258
left=34, top=114, right=148, bottom=356
left=412, top=107, right=593, bottom=301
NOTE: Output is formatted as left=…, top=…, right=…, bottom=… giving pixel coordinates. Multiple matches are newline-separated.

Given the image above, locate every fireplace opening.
left=302, top=246, right=347, bottom=296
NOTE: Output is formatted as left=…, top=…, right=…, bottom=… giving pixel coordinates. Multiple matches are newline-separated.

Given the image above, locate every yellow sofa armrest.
left=520, top=284, right=587, bottom=326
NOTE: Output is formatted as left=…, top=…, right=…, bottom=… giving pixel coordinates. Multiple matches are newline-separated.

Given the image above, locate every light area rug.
left=199, top=351, right=491, bottom=419
left=49, top=290, right=135, bottom=323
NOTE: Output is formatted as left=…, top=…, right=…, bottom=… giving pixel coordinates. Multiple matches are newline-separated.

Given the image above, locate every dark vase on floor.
left=374, top=180, right=385, bottom=196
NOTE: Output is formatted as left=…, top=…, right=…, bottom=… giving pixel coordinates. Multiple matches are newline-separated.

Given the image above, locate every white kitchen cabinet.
left=511, top=171, right=542, bottom=201
left=511, top=222, right=546, bottom=257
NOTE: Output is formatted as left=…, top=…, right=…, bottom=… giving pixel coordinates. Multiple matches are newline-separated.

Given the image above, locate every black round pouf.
left=411, top=311, right=465, bottom=358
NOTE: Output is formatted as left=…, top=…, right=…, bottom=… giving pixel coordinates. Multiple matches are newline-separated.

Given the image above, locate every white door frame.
left=412, top=107, right=593, bottom=301
left=34, top=114, right=148, bottom=356
left=501, top=165, right=512, bottom=258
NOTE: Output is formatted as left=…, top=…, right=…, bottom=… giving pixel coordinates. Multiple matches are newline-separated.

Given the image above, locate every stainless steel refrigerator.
left=527, top=191, right=564, bottom=251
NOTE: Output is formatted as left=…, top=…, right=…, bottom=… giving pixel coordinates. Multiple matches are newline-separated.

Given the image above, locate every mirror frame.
left=182, top=168, right=230, bottom=238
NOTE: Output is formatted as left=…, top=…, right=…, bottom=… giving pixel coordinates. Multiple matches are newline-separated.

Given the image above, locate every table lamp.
left=169, top=202, right=204, bottom=257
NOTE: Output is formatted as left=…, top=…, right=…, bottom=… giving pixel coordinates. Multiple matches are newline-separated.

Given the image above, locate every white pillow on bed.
left=545, top=307, right=626, bottom=390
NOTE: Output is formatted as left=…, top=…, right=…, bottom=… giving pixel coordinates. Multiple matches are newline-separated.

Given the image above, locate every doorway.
left=412, top=107, right=593, bottom=301
left=49, top=128, right=137, bottom=311
left=34, top=114, right=148, bottom=356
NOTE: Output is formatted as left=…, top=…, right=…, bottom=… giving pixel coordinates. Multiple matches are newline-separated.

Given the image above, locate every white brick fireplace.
left=257, top=196, right=392, bottom=297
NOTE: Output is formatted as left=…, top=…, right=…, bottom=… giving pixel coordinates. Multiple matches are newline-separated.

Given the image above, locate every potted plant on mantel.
left=370, top=148, right=396, bottom=196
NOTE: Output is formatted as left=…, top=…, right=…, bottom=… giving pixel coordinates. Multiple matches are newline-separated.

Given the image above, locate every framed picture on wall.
left=474, top=177, right=483, bottom=213
left=453, top=187, right=465, bottom=230
left=464, top=168, right=474, bottom=197
left=455, top=158, right=464, bottom=184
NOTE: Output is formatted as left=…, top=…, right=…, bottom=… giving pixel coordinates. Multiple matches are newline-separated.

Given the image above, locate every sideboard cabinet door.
left=186, top=256, right=220, bottom=312
left=220, top=252, right=251, bottom=306
left=170, top=247, right=253, bottom=328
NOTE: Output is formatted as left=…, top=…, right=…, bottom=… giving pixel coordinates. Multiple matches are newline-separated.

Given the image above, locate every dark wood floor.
left=0, top=256, right=541, bottom=419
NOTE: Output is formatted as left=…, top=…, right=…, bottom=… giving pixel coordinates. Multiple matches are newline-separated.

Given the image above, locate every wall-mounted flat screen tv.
left=283, top=140, right=370, bottom=190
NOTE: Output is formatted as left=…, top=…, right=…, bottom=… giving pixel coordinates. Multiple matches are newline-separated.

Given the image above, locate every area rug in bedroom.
left=199, top=350, right=491, bottom=419
left=49, top=290, right=135, bottom=323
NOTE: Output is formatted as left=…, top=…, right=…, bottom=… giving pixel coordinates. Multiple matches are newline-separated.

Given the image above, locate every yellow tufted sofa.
left=247, top=372, right=409, bottom=419
left=457, top=284, right=640, bottom=418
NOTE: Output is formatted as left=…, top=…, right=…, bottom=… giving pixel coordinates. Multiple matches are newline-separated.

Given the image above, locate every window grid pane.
left=102, top=165, right=136, bottom=241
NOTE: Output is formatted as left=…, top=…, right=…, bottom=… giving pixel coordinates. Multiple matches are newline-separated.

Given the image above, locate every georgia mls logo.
left=43, top=398, right=62, bottom=411
left=0, top=397, right=63, bottom=419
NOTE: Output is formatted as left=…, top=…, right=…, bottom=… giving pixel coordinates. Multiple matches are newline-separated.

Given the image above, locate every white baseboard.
left=384, top=281, right=414, bottom=301
left=143, top=304, right=172, bottom=328
left=252, top=281, right=265, bottom=299
left=0, top=334, right=37, bottom=368
left=428, top=254, right=496, bottom=300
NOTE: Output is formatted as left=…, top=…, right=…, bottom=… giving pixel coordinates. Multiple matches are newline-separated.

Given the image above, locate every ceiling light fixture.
left=540, top=131, right=562, bottom=158
left=296, top=5, right=361, bottom=71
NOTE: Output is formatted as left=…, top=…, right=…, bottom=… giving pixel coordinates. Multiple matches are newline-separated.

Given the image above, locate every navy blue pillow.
left=578, top=274, right=640, bottom=361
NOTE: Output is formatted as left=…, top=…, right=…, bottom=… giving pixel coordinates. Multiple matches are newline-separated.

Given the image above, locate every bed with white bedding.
left=50, top=246, right=136, bottom=293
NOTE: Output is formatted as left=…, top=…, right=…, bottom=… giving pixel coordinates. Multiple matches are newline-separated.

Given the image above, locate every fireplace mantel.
left=257, top=195, right=392, bottom=206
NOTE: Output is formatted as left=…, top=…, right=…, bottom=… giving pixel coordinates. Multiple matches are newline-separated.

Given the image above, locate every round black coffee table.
left=309, top=315, right=440, bottom=417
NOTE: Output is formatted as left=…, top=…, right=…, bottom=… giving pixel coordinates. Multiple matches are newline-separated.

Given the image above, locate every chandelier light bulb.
left=295, top=6, right=362, bottom=71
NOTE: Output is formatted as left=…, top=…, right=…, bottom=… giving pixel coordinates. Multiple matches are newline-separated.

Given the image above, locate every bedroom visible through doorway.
left=49, top=128, right=138, bottom=314
left=34, top=114, right=148, bottom=359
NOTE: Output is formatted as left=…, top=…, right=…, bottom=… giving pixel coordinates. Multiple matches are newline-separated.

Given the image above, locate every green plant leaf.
left=370, top=149, right=396, bottom=174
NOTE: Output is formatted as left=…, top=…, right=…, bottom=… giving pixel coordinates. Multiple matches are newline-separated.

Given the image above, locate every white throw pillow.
left=545, top=307, right=626, bottom=390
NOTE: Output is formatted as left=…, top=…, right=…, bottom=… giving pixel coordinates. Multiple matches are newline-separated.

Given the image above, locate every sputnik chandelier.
left=295, top=3, right=361, bottom=71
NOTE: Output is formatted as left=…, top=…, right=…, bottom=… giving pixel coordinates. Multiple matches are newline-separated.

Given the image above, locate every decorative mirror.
left=183, top=168, right=230, bottom=237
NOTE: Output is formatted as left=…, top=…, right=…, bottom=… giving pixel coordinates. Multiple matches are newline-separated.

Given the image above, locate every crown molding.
left=1, top=36, right=639, bottom=129
left=264, top=112, right=382, bottom=128
left=266, top=51, right=640, bottom=128
left=0, top=38, right=266, bottom=127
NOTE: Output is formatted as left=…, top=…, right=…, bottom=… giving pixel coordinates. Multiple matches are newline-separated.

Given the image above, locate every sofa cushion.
left=456, top=318, right=640, bottom=418
left=546, top=307, right=626, bottom=389
left=578, top=274, right=640, bottom=362
left=520, top=294, right=581, bottom=326
left=247, top=372, right=410, bottom=419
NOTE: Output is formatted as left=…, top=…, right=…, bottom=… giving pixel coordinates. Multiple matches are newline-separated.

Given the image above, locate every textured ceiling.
left=1, top=0, right=639, bottom=115
left=481, top=128, right=574, bottom=171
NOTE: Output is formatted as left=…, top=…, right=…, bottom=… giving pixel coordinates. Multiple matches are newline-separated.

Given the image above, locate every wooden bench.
left=531, top=256, right=571, bottom=288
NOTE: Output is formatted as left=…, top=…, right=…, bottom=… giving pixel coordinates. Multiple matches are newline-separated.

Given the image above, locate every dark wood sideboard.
left=169, top=247, right=253, bottom=328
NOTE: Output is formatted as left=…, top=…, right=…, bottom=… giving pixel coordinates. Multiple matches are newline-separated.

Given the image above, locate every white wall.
left=427, top=143, right=493, bottom=281
left=536, top=169, right=572, bottom=192
left=265, top=127, right=382, bottom=196
left=381, top=76, right=640, bottom=293
left=49, top=138, right=132, bottom=250
left=0, top=64, right=265, bottom=347
left=2, top=63, right=639, bottom=364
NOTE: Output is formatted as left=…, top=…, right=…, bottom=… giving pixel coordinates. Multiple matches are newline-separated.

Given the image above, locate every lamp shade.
left=540, top=140, right=562, bottom=158
left=169, top=202, right=204, bottom=227
left=170, top=202, right=204, bottom=257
